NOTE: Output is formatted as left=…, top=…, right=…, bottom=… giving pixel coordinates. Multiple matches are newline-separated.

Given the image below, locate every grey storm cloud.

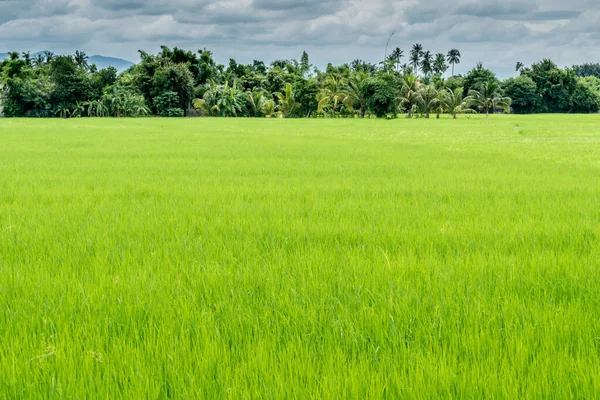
left=0, top=0, right=76, bottom=23
left=0, top=0, right=599, bottom=77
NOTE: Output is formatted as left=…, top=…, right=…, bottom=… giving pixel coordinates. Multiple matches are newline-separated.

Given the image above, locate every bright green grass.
left=1, top=115, right=600, bottom=398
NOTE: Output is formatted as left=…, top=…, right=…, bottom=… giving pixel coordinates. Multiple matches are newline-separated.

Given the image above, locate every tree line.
left=1, top=45, right=599, bottom=119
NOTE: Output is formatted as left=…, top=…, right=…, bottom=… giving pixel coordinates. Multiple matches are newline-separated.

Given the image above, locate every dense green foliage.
left=1, top=47, right=599, bottom=117
left=1, top=116, right=600, bottom=397
left=506, top=59, right=600, bottom=113
left=573, top=62, right=600, bottom=78
left=502, top=76, right=540, bottom=114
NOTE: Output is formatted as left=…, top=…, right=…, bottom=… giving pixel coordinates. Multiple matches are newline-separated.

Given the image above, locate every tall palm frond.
left=468, top=80, right=511, bottom=118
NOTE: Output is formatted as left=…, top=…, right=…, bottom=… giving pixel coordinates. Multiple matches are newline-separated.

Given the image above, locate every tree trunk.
left=453, top=114, right=457, bottom=119
left=486, top=110, right=489, bottom=119
left=452, top=64, right=455, bottom=76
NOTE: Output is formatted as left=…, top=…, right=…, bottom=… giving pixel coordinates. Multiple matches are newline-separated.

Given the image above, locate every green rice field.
left=1, top=115, right=599, bottom=398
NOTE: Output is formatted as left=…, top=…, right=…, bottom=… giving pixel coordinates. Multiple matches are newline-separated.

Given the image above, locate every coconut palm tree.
left=44, top=51, right=55, bottom=64
left=421, top=51, right=434, bottom=78
left=261, top=100, right=276, bottom=118
left=410, top=44, right=423, bottom=75
left=21, top=52, right=32, bottom=66
left=515, top=62, right=524, bottom=73
left=194, top=79, right=220, bottom=116
left=383, top=54, right=397, bottom=72
left=247, top=90, right=267, bottom=117
left=390, top=47, right=404, bottom=72
left=344, top=71, right=370, bottom=118
left=468, top=80, right=511, bottom=118
left=447, top=49, right=461, bottom=76
left=434, top=89, right=447, bottom=118
left=417, top=85, right=439, bottom=118
left=351, top=59, right=377, bottom=75
left=74, top=51, right=89, bottom=70
left=276, top=83, right=300, bottom=117
left=443, top=88, right=475, bottom=119
left=397, top=74, right=421, bottom=118
left=317, top=74, right=349, bottom=117
left=271, top=59, right=289, bottom=70
left=433, top=53, right=448, bottom=75
left=33, top=54, right=45, bottom=68
left=402, top=64, right=413, bottom=75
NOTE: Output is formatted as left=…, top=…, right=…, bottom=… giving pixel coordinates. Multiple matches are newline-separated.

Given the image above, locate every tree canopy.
left=1, top=46, right=598, bottom=118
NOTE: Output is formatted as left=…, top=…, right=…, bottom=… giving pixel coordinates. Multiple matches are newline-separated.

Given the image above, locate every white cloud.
left=0, top=0, right=598, bottom=77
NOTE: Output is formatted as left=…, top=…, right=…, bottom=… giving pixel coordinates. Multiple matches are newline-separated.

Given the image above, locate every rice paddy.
left=1, top=115, right=599, bottom=398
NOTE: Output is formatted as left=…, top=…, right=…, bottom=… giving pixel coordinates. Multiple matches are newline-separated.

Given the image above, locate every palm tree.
left=397, top=74, right=421, bottom=118
left=434, top=89, right=447, bottom=118
left=247, top=90, right=267, bottom=117
left=317, top=74, right=349, bottom=117
left=193, top=98, right=214, bottom=115
left=443, top=88, right=475, bottom=119
left=469, top=80, right=511, bottom=118
left=74, top=51, right=89, bottom=70
left=384, top=54, right=397, bottom=72
left=271, top=59, right=289, bottom=70
left=344, top=71, right=370, bottom=118
left=447, top=49, right=461, bottom=76
left=21, top=51, right=32, bottom=66
left=194, top=80, right=220, bottom=116
left=433, top=53, right=448, bottom=75
left=261, top=100, right=276, bottom=118
left=515, top=62, right=524, bottom=73
left=390, top=47, right=404, bottom=72
left=351, top=59, right=377, bottom=75
left=276, top=83, right=300, bottom=117
left=44, top=51, right=55, bottom=64
left=410, top=44, right=423, bottom=75
left=418, top=85, right=439, bottom=118
left=33, top=54, right=45, bottom=68
left=421, top=51, right=434, bottom=78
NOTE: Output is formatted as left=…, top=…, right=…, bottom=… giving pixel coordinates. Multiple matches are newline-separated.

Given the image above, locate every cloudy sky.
left=1, top=0, right=598, bottom=77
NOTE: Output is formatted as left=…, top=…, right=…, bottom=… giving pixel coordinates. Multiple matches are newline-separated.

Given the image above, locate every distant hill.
left=88, top=55, right=134, bottom=72
left=0, top=52, right=135, bottom=72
